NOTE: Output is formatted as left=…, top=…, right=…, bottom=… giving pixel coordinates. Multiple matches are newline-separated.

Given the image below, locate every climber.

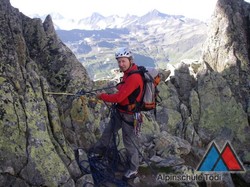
left=94, top=47, right=144, bottom=179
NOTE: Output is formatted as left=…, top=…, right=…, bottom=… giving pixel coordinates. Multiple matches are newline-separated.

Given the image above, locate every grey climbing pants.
left=95, top=108, right=139, bottom=171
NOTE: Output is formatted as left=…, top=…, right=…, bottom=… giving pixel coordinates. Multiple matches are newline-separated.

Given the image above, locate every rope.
left=44, top=84, right=118, bottom=97
left=76, top=105, right=131, bottom=187
left=75, top=104, right=166, bottom=187
left=44, top=91, right=76, bottom=96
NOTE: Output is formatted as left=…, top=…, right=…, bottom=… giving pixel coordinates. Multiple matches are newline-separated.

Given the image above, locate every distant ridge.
left=29, top=9, right=204, bottom=30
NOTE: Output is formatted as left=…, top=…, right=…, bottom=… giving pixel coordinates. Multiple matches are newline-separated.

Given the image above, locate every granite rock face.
left=198, top=0, right=250, bottom=149
left=0, top=0, right=91, bottom=186
left=158, top=0, right=250, bottom=151
left=155, top=0, right=250, bottom=185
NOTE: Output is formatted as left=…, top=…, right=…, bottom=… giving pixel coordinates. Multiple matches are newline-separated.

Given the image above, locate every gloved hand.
left=76, top=89, right=85, bottom=95
left=96, top=92, right=102, bottom=100
left=96, top=91, right=105, bottom=100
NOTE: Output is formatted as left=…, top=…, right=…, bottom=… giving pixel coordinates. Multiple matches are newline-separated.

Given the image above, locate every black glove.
left=76, top=89, right=85, bottom=95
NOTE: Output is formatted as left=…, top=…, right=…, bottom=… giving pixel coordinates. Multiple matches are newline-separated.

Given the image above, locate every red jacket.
left=100, top=64, right=143, bottom=113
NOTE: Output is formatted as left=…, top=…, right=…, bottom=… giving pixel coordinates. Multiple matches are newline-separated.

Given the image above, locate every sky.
left=9, top=0, right=250, bottom=21
left=10, top=0, right=219, bottom=21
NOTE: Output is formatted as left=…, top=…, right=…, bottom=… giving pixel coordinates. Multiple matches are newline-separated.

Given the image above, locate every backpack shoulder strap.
left=127, top=66, right=147, bottom=77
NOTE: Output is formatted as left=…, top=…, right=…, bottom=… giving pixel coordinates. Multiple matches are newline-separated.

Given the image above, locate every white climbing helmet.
left=115, top=47, right=133, bottom=59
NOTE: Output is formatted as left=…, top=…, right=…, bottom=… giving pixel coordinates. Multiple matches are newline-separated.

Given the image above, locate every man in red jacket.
left=95, top=47, right=143, bottom=179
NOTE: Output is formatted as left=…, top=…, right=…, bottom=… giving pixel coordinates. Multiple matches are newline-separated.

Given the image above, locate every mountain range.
left=33, top=9, right=200, bottom=30
left=33, top=10, right=208, bottom=80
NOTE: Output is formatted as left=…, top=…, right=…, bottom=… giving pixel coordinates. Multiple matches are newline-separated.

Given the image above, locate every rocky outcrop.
left=159, top=0, right=250, bottom=152
left=198, top=0, right=250, bottom=150
left=202, top=0, right=250, bottom=121
left=0, top=0, right=92, bottom=186
left=156, top=0, right=250, bottom=185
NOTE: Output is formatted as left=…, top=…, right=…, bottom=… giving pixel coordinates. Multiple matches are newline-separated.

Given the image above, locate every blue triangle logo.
left=197, top=141, right=245, bottom=172
left=197, top=142, right=224, bottom=171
